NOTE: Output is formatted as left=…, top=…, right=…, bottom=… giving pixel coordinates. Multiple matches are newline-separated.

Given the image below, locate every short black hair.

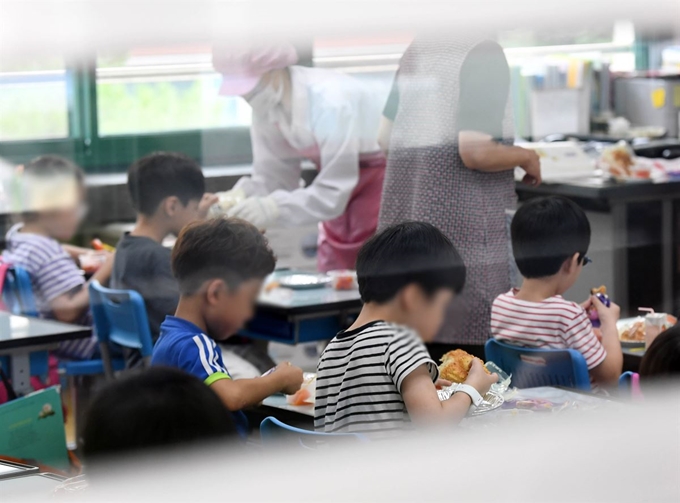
left=127, top=152, right=205, bottom=216
left=639, top=325, right=680, bottom=379
left=82, top=367, right=237, bottom=462
left=511, top=196, right=591, bottom=279
left=172, top=217, right=276, bottom=295
left=357, top=221, right=466, bottom=304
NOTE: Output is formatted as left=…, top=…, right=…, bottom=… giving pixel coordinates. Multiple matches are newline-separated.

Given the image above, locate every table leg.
left=10, top=353, right=32, bottom=395
left=661, top=199, right=673, bottom=314
left=611, top=202, right=629, bottom=316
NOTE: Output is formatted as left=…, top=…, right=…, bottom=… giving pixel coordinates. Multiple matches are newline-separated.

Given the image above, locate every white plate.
left=278, top=274, right=332, bottom=290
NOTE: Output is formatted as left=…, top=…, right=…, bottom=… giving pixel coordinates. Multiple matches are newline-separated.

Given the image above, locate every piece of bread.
left=438, top=349, right=490, bottom=383
left=590, top=285, right=607, bottom=296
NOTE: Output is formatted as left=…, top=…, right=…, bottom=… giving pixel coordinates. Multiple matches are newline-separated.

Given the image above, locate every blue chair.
left=485, top=339, right=591, bottom=391
left=260, top=417, right=368, bottom=449
left=619, top=371, right=643, bottom=399
left=2, top=265, right=39, bottom=317
left=0, top=265, right=48, bottom=378
left=88, top=281, right=154, bottom=379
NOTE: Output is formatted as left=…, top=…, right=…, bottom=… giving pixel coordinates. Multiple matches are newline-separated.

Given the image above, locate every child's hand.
left=435, top=378, right=452, bottom=390
left=464, top=359, right=498, bottom=397
left=592, top=295, right=620, bottom=326
left=198, top=193, right=220, bottom=220
left=275, top=362, right=304, bottom=395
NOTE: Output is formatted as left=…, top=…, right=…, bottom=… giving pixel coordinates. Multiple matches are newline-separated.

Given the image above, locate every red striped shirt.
left=491, top=290, right=606, bottom=370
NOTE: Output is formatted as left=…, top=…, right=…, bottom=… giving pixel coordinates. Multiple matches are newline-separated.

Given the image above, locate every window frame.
left=0, top=56, right=253, bottom=173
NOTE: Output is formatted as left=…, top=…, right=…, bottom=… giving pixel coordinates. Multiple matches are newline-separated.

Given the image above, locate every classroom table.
left=240, top=273, right=362, bottom=345
left=0, top=472, right=66, bottom=500
left=259, top=386, right=616, bottom=429
left=0, top=314, right=91, bottom=395
left=622, top=346, right=645, bottom=373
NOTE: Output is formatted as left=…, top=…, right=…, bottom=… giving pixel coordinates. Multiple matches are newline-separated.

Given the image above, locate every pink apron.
left=309, top=152, right=386, bottom=272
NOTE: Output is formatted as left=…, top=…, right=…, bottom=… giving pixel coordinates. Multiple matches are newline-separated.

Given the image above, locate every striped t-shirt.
left=2, top=224, right=97, bottom=359
left=491, top=290, right=606, bottom=370
left=315, top=321, right=438, bottom=437
left=3, top=224, right=85, bottom=316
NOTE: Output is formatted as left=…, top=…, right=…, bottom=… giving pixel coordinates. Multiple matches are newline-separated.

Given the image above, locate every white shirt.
left=235, top=66, right=383, bottom=227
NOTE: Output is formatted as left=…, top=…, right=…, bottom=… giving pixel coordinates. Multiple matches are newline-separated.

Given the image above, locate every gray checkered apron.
left=379, top=37, right=517, bottom=345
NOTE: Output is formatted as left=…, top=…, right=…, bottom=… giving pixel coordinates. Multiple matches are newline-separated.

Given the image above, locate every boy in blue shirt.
left=152, top=218, right=303, bottom=426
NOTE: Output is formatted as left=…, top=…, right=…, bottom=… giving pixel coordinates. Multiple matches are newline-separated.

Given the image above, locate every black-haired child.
left=315, top=221, right=497, bottom=437
left=491, top=196, right=622, bottom=387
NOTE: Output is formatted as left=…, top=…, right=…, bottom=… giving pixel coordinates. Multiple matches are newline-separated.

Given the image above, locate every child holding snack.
left=151, top=218, right=303, bottom=434
left=491, top=196, right=623, bottom=387
left=315, top=222, right=497, bottom=437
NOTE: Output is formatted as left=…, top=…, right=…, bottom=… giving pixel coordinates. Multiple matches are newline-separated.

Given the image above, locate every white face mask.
left=245, top=79, right=283, bottom=113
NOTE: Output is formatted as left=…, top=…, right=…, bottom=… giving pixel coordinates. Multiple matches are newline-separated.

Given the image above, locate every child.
left=315, top=222, right=497, bottom=436
left=111, top=152, right=217, bottom=343
left=491, top=196, right=622, bottom=387
left=2, top=155, right=113, bottom=358
left=83, top=367, right=239, bottom=470
left=151, top=218, right=303, bottom=431
left=639, top=325, right=680, bottom=380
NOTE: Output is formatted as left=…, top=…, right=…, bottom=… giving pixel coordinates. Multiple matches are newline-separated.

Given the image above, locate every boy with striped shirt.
left=315, top=222, right=497, bottom=437
left=491, top=196, right=622, bottom=387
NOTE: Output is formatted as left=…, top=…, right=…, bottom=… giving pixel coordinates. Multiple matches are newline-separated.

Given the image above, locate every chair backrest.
left=0, top=265, right=39, bottom=317
left=88, top=281, right=154, bottom=358
left=485, top=339, right=591, bottom=391
left=619, top=371, right=643, bottom=400
left=260, top=417, right=368, bottom=449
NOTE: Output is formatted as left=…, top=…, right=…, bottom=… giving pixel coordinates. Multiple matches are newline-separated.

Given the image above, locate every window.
left=96, top=45, right=251, bottom=136
left=0, top=59, right=69, bottom=141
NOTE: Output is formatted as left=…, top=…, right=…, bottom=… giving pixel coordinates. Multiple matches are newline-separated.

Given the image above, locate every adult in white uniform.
left=213, top=44, right=386, bottom=272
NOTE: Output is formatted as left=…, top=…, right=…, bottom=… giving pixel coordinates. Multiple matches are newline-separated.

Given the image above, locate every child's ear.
left=205, top=279, right=226, bottom=305
left=563, top=253, right=580, bottom=273
left=163, top=196, right=180, bottom=217
left=400, top=284, right=421, bottom=312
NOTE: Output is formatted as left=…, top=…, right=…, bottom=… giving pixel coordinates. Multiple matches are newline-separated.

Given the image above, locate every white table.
left=260, top=386, right=616, bottom=425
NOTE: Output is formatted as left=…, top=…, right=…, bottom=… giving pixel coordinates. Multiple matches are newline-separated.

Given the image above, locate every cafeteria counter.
left=516, top=177, right=680, bottom=318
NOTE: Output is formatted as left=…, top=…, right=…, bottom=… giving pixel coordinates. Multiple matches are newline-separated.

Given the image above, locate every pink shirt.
left=491, top=290, right=606, bottom=370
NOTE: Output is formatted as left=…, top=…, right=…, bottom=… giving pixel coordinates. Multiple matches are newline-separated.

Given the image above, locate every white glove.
left=227, top=196, right=280, bottom=230
left=210, top=188, right=247, bottom=217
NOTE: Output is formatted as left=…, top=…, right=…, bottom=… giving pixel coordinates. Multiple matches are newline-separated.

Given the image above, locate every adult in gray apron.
left=379, top=36, right=541, bottom=360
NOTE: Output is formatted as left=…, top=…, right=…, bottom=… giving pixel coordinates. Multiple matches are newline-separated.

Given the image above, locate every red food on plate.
left=289, top=388, right=312, bottom=406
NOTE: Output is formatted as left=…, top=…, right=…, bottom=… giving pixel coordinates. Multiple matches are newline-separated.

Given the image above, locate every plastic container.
left=327, top=270, right=358, bottom=291
left=645, top=313, right=667, bottom=349
left=79, top=252, right=109, bottom=275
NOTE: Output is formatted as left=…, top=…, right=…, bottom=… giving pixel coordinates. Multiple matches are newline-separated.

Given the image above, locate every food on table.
left=327, top=269, right=358, bottom=290
left=618, top=314, right=677, bottom=342
left=264, top=280, right=280, bottom=293
left=288, top=388, right=312, bottom=406
left=619, top=320, right=646, bottom=342
left=439, top=349, right=490, bottom=383
left=286, top=373, right=316, bottom=406
left=599, top=142, right=653, bottom=181
left=91, top=238, right=115, bottom=252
